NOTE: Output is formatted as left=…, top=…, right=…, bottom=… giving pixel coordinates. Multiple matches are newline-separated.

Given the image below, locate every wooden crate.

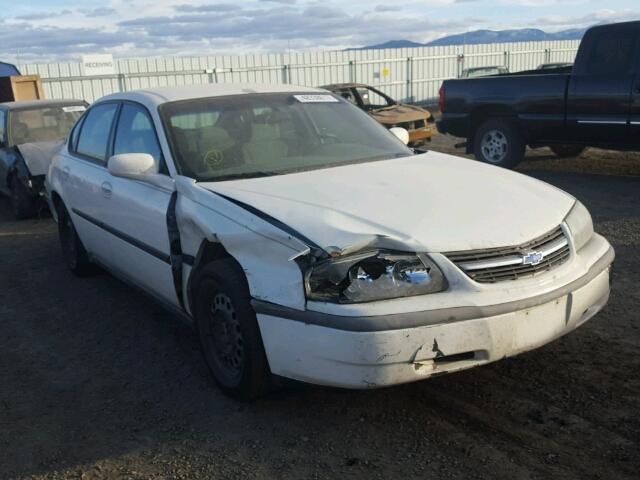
left=0, top=75, right=45, bottom=103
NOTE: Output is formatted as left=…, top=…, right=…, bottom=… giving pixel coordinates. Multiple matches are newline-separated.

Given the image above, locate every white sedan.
left=46, top=84, right=614, bottom=399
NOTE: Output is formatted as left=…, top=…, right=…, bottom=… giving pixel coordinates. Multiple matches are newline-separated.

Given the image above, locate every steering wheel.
left=203, top=149, right=225, bottom=171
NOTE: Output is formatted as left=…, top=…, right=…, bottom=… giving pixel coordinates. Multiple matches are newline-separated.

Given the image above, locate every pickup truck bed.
left=437, top=21, right=640, bottom=168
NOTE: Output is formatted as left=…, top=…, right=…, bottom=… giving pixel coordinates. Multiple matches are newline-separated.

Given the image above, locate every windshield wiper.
left=204, top=171, right=282, bottom=182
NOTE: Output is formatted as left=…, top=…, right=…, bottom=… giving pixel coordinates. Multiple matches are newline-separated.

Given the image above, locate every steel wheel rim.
left=481, top=129, right=509, bottom=163
left=203, top=293, right=244, bottom=384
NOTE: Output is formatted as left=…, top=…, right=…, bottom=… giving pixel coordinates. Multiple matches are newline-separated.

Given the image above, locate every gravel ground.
left=0, top=137, right=638, bottom=480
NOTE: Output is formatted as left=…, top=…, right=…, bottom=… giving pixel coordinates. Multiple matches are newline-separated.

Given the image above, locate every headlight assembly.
left=305, top=251, right=447, bottom=303
left=564, top=200, right=594, bottom=251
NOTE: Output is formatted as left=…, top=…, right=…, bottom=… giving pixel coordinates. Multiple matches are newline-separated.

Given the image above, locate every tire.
left=550, top=145, right=586, bottom=158
left=193, top=259, right=271, bottom=400
left=8, top=177, right=38, bottom=220
left=57, top=202, right=94, bottom=276
left=473, top=118, right=525, bottom=169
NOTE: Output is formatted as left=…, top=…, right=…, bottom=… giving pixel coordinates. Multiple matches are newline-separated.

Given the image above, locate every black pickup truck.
left=437, top=21, right=640, bottom=168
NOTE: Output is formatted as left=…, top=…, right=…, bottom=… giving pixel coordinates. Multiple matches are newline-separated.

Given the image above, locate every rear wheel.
left=550, top=145, right=586, bottom=158
left=57, top=202, right=94, bottom=276
left=193, top=259, right=271, bottom=400
left=473, top=118, right=525, bottom=169
left=8, top=177, right=38, bottom=219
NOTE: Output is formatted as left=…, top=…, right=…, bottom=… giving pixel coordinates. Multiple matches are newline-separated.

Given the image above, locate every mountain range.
left=351, top=27, right=587, bottom=50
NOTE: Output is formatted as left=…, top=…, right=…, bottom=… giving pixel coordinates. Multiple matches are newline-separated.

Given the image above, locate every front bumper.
left=255, top=245, right=613, bottom=389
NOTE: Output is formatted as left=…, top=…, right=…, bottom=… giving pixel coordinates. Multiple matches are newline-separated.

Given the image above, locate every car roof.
left=97, top=83, right=325, bottom=108
left=0, top=99, right=86, bottom=110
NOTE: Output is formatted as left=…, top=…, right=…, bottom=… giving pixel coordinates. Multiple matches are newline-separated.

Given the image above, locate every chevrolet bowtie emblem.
left=522, top=251, right=544, bottom=266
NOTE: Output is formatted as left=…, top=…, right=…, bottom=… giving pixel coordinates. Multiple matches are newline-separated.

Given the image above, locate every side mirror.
left=389, top=127, right=410, bottom=146
left=108, top=153, right=158, bottom=180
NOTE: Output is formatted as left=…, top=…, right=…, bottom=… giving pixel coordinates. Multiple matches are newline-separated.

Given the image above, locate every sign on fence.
left=82, top=54, right=115, bottom=76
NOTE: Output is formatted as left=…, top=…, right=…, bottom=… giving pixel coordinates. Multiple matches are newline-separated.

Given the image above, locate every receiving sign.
left=82, top=54, right=116, bottom=76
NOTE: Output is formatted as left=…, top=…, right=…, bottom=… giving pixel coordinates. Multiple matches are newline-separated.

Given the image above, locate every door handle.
left=61, top=166, right=70, bottom=180
left=101, top=181, right=112, bottom=197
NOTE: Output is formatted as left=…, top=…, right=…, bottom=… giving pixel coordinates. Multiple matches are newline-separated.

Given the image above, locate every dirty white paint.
left=45, top=83, right=614, bottom=389
left=258, top=269, right=610, bottom=388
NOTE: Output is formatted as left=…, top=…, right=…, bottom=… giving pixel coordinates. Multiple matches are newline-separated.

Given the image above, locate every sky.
left=0, top=0, right=638, bottom=63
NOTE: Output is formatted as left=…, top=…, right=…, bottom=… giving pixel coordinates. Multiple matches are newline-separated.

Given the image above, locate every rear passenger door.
left=65, top=102, right=119, bottom=265
left=101, top=102, right=179, bottom=306
left=567, top=24, right=639, bottom=146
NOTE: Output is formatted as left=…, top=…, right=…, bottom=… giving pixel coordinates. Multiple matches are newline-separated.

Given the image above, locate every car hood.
left=370, top=104, right=430, bottom=125
left=199, top=151, right=575, bottom=254
left=16, top=140, right=64, bottom=176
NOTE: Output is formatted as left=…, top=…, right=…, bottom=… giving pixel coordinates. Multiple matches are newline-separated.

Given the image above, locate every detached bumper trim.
left=252, top=246, right=614, bottom=332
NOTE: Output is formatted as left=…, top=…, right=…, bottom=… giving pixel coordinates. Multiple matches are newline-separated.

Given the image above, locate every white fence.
left=17, top=40, right=580, bottom=104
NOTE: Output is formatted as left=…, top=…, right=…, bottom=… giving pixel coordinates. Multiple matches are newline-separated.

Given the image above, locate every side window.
left=337, top=89, right=357, bottom=105
left=0, top=110, right=5, bottom=143
left=356, top=88, right=391, bottom=108
left=114, top=104, right=165, bottom=172
left=76, top=103, right=119, bottom=163
left=584, top=29, right=637, bottom=75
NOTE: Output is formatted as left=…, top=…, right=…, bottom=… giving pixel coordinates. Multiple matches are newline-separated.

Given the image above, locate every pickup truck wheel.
left=194, top=259, right=271, bottom=400
left=57, top=203, right=94, bottom=276
left=474, top=119, right=525, bottom=168
left=8, top=177, right=38, bottom=220
left=550, top=145, right=586, bottom=158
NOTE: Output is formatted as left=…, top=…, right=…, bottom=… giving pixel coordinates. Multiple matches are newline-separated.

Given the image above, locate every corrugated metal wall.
left=17, top=40, right=580, bottom=104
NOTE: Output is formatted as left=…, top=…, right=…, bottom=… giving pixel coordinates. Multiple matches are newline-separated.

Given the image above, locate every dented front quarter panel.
left=175, top=176, right=310, bottom=310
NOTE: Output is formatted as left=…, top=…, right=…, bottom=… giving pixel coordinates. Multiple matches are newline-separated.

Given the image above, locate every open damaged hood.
left=199, top=151, right=575, bottom=253
left=370, top=104, right=430, bottom=125
left=16, top=140, right=64, bottom=176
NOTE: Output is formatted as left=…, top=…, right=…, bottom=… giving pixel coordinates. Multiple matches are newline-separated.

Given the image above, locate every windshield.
left=160, top=92, right=412, bottom=182
left=9, top=104, right=86, bottom=145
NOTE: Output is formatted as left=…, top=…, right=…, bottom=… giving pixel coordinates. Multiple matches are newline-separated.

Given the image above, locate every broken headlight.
left=305, top=251, right=447, bottom=303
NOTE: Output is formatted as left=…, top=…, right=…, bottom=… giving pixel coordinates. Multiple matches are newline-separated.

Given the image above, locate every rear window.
left=582, top=28, right=637, bottom=75
left=9, top=104, right=86, bottom=145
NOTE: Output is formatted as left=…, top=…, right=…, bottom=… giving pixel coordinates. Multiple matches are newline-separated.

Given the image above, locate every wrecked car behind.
left=0, top=99, right=86, bottom=218
left=46, top=84, right=613, bottom=398
left=320, top=83, right=436, bottom=147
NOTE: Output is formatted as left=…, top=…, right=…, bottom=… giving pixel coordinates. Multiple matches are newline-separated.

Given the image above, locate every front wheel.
left=193, top=259, right=271, bottom=400
left=473, top=119, right=525, bottom=169
left=550, top=145, right=586, bottom=158
left=9, top=177, right=38, bottom=219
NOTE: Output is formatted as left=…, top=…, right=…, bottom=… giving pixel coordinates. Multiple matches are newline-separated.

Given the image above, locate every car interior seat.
left=11, top=122, right=29, bottom=145
left=242, top=116, right=288, bottom=169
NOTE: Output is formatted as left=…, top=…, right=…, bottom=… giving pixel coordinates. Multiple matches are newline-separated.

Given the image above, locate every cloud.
left=14, top=10, right=72, bottom=21
left=174, top=3, right=243, bottom=13
left=3, top=1, right=638, bottom=63
left=79, top=7, right=117, bottom=17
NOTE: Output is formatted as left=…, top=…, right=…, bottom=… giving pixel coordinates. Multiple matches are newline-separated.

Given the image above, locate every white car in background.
left=46, top=84, right=614, bottom=399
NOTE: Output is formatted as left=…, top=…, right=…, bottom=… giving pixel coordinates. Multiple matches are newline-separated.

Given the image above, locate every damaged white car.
left=46, top=84, right=614, bottom=399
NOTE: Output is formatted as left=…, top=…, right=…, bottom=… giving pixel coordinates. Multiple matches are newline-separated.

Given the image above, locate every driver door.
left=101, top=102, right=179, bottom=306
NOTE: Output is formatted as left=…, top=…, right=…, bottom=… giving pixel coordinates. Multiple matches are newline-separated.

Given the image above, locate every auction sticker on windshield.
left=293, top=94, right=339, bottom=103
left=62, top=106, right=87, bottom=113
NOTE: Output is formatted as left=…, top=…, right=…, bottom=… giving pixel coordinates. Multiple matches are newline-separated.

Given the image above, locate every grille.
left=445, top=226, right=571, bottom=283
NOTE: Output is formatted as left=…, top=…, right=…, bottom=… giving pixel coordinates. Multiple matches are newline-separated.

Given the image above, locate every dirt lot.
left=1, top=137, right=639, bottom=480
